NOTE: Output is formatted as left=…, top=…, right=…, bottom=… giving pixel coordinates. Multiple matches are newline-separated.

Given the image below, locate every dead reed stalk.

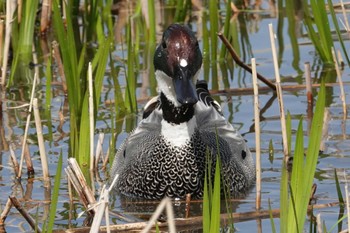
left=304, top=62, right=313, bottom=104
left=332, top=48, right=347, bottom=118
left=0, top=20, right=4, bottom=65
left=53, top=201, right=340, bottom=232
left=9, top=144, right=19, bottom=175
left=1, top=0, right=17, bottom=86
left=17, top=73, right=38, bottom=178
left=0, top=198, right=12, bottom=226
left=33, top=98, right=50, bottom=181
left=268, top=23, right=289, bottom=162
left=9, top=196, right=42, bottom=233
left=140, top=197, right=176, bottom=233
left=52, top=41, right=67, bottom=93
left=251, top=58, right=261, bottom=210
left=40, top=0, right=52, bottom=33
left=217, top=32, right=276, bottom=91
left=95, top=133, right=105, bottom=169
left=346, top=181, right=350, bottom=233
left=65, top=158, right=96, bottom=215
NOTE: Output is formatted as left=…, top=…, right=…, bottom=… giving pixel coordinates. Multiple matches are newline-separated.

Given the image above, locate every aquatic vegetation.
left=0, top=0, right=348, bottom=232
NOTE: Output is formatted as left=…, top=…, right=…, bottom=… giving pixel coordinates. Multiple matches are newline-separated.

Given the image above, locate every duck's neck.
left=160, top=92, right=195, bottom=125
left=160, top=93, right=197, bottom=147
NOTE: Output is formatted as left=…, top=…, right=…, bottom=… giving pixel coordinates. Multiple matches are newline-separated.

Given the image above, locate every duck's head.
left=154, top=24, right=202, bottom=107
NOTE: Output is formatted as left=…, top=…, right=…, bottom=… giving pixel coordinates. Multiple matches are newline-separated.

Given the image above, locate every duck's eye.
left=162, top=41, right=167, bottom=49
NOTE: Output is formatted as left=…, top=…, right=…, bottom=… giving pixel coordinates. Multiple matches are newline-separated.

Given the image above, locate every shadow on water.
left=0, top=0, right=349, bottom=232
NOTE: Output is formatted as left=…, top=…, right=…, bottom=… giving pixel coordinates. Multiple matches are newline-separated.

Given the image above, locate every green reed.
left=45, top=55, right=53, bottom=142
left=125, top=20, right=138, bottom=113
left=219, top=0, right=232, bottom=60
left=46, top=151, right=62, bottom=233
left=8, top=0, right=39, bottom=86
left=327, top=0, right=350, bottom=66
left=174, top=0, right=191, bottom=22
left=52, top=0, right=112, bottom=167
left=303, top=0, right=334, bottom=64
left=208, top=0, right=219, bottom=63
left=285, top=0, right=301, bottom=72
left=278, top=82, right=325, bottom=233
left=203, top=152, right=221, bottom=233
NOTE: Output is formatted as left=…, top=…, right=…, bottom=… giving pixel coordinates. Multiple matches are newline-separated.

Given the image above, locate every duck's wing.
left=110, top=107, right=162, bottom=181
left=195, top=80, right=255, bottom=187
left=142, top=96, right=160, bottom=119
left=196, top=80, right=223, bottom=115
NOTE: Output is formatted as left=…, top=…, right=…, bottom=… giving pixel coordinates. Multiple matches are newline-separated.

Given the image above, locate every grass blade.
left=46, top=151, right=63, bottom=232
left=327, top=0, right=350, bottom=66
left=209, top=156, right=221, bottom=233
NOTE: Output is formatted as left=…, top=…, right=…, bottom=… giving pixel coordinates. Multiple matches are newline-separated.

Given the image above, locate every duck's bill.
left=173, top=66, right=198, bottom=105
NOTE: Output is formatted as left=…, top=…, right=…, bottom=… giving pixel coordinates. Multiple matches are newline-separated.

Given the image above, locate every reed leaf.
left=209, top=156, right=221, bottom=233
left=328, top=214, right=348, bottom=233
left=174, top=0, right=190, bottom=23
left=279, top=110, right=292, bottom=232
left=287, top=119, right=304, bottom=233
left=334, top=169, right=344, bottom=204
left=268, top=199, right=276, bottom=233
left=147, top=0, right=156, bottom=46
left=8, top=0, right=39, bottom=85
left=124, top=21, right=137, bottom=113
left=209, top=0, right=219, bottom=62
left=46, top=151, right=63, bottom=232
left=219, top=0, right=232, bottom=60
left=286, top=81, right=325, bottom=233
left=79, top=36, right=111, bottom=167
left=203, top=162, right=210, bottom=233
left=303, top=0, right=333, bottom=64
left=285, top=0, right=301, bottom=72
left=52, top=0, right=80, bottom=157
left=327, top=0, right=350, bottom=66
left=45, top=55, right=53, bottom=142
left=279, top=144, right=289, bottom=233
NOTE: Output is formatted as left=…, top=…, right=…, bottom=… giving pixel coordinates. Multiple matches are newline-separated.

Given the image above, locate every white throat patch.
left=161, top=117, right=197, bottom=147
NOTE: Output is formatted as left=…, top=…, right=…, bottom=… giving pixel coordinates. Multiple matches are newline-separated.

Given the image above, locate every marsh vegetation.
left=0, top=0, right=349, bottom=232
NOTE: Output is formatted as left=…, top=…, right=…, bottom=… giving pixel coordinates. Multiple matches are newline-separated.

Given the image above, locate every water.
left=1, top=2, right=350, bottom=232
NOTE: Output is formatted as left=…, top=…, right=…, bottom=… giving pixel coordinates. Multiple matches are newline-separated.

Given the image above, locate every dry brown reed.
left=33, top=98, right=50, bottom=181
left=17, top=74, right=38, bottom=178
left=251, top=58, right=261, bottom=210
left=268, top=23, right=288, bottom=162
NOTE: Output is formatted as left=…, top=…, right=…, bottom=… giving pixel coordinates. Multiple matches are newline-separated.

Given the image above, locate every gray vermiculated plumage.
left=110, top=24, right=255, bottom=199
left=110, top=83, right=255, bottom=199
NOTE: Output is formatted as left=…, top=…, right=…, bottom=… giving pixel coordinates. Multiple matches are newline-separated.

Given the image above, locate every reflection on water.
left=0, top=1, right=350, bottom=232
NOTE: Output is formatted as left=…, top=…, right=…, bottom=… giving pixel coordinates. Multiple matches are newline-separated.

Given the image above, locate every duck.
left=110, top=23, right=255, bottom=199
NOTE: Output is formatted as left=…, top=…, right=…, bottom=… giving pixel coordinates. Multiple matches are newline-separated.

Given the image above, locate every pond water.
left=0, top=1, right=350, bottom=232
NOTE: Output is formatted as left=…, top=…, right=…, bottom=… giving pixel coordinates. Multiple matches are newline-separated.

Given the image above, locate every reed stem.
left=40, top=0, right=52, bottom=33
left=268, top=23, right=288, bottom=162
left=332, top=48, right=347, bottom=118
left=88, top=62, right=94, bottom=171
left=33, top=98, right=50, bottom=180
left=0, top=198, right=12, bottom=225
left=9, top=196, right=42, bottom=233
left=9, top=144, right=19, bottom=175
left=0, top=20, right=4, bottom=66
left=304, top=62, right=312, bottom=104
left=252, top=58, right=261, bottom=210
left=17, top=73, right=38, bottom=178
left=95, top=133, right=105, bottom=169
left=1, top=0, right=17, bottom=86
left=218, top=33, right=276, bottom=91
